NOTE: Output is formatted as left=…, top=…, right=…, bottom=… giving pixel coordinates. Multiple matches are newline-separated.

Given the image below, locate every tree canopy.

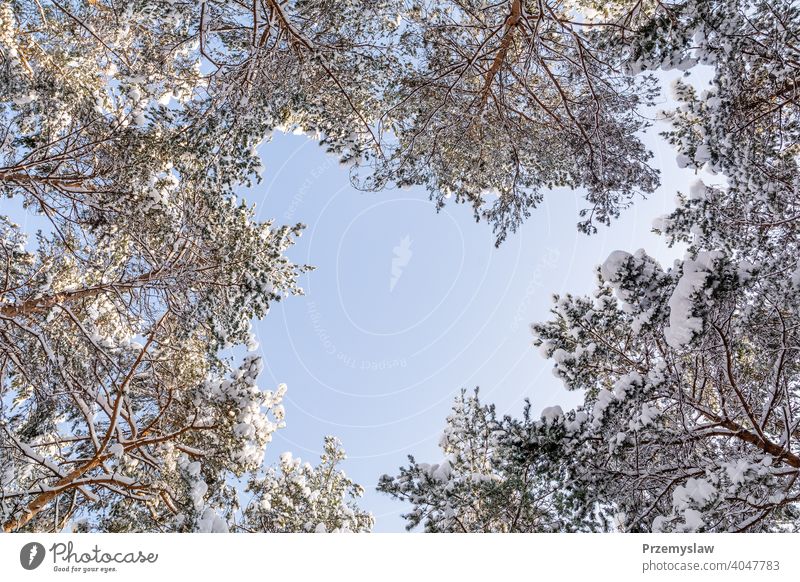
left=381, top=0, right=800, bottom=533
left=2, top=0, right=797, bottom=532
left=0, top=0, right=367, bottom=532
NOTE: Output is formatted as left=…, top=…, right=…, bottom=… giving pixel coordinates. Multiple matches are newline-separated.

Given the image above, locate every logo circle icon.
left=20, top=542, right=46, bottom=570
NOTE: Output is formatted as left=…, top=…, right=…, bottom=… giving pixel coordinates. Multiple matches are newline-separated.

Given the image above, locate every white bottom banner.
left=1, top=533, right=796, bottom=581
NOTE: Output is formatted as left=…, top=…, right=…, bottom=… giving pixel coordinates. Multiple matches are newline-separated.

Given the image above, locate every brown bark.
left=2, top=457, right=105, bottom=532
left=0, top=270, right=164, bottom=318
left=480, top=0, right=523, bottom=107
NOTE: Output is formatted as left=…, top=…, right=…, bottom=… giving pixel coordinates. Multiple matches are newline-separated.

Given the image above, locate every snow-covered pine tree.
left=369, top=0, right=662, bottom=243
left=239, top=436, right=373, bottom=533
left=381, top=0, right=800, bottom=532
left=378, top=390, right=580, bottom=532
left=0, top=0, right=372, bottom=532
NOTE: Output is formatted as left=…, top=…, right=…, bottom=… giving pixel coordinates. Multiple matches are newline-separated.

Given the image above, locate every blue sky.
left=249, top=72, right=712, bottom=531
left=4, top=69, right=714, bottom=532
